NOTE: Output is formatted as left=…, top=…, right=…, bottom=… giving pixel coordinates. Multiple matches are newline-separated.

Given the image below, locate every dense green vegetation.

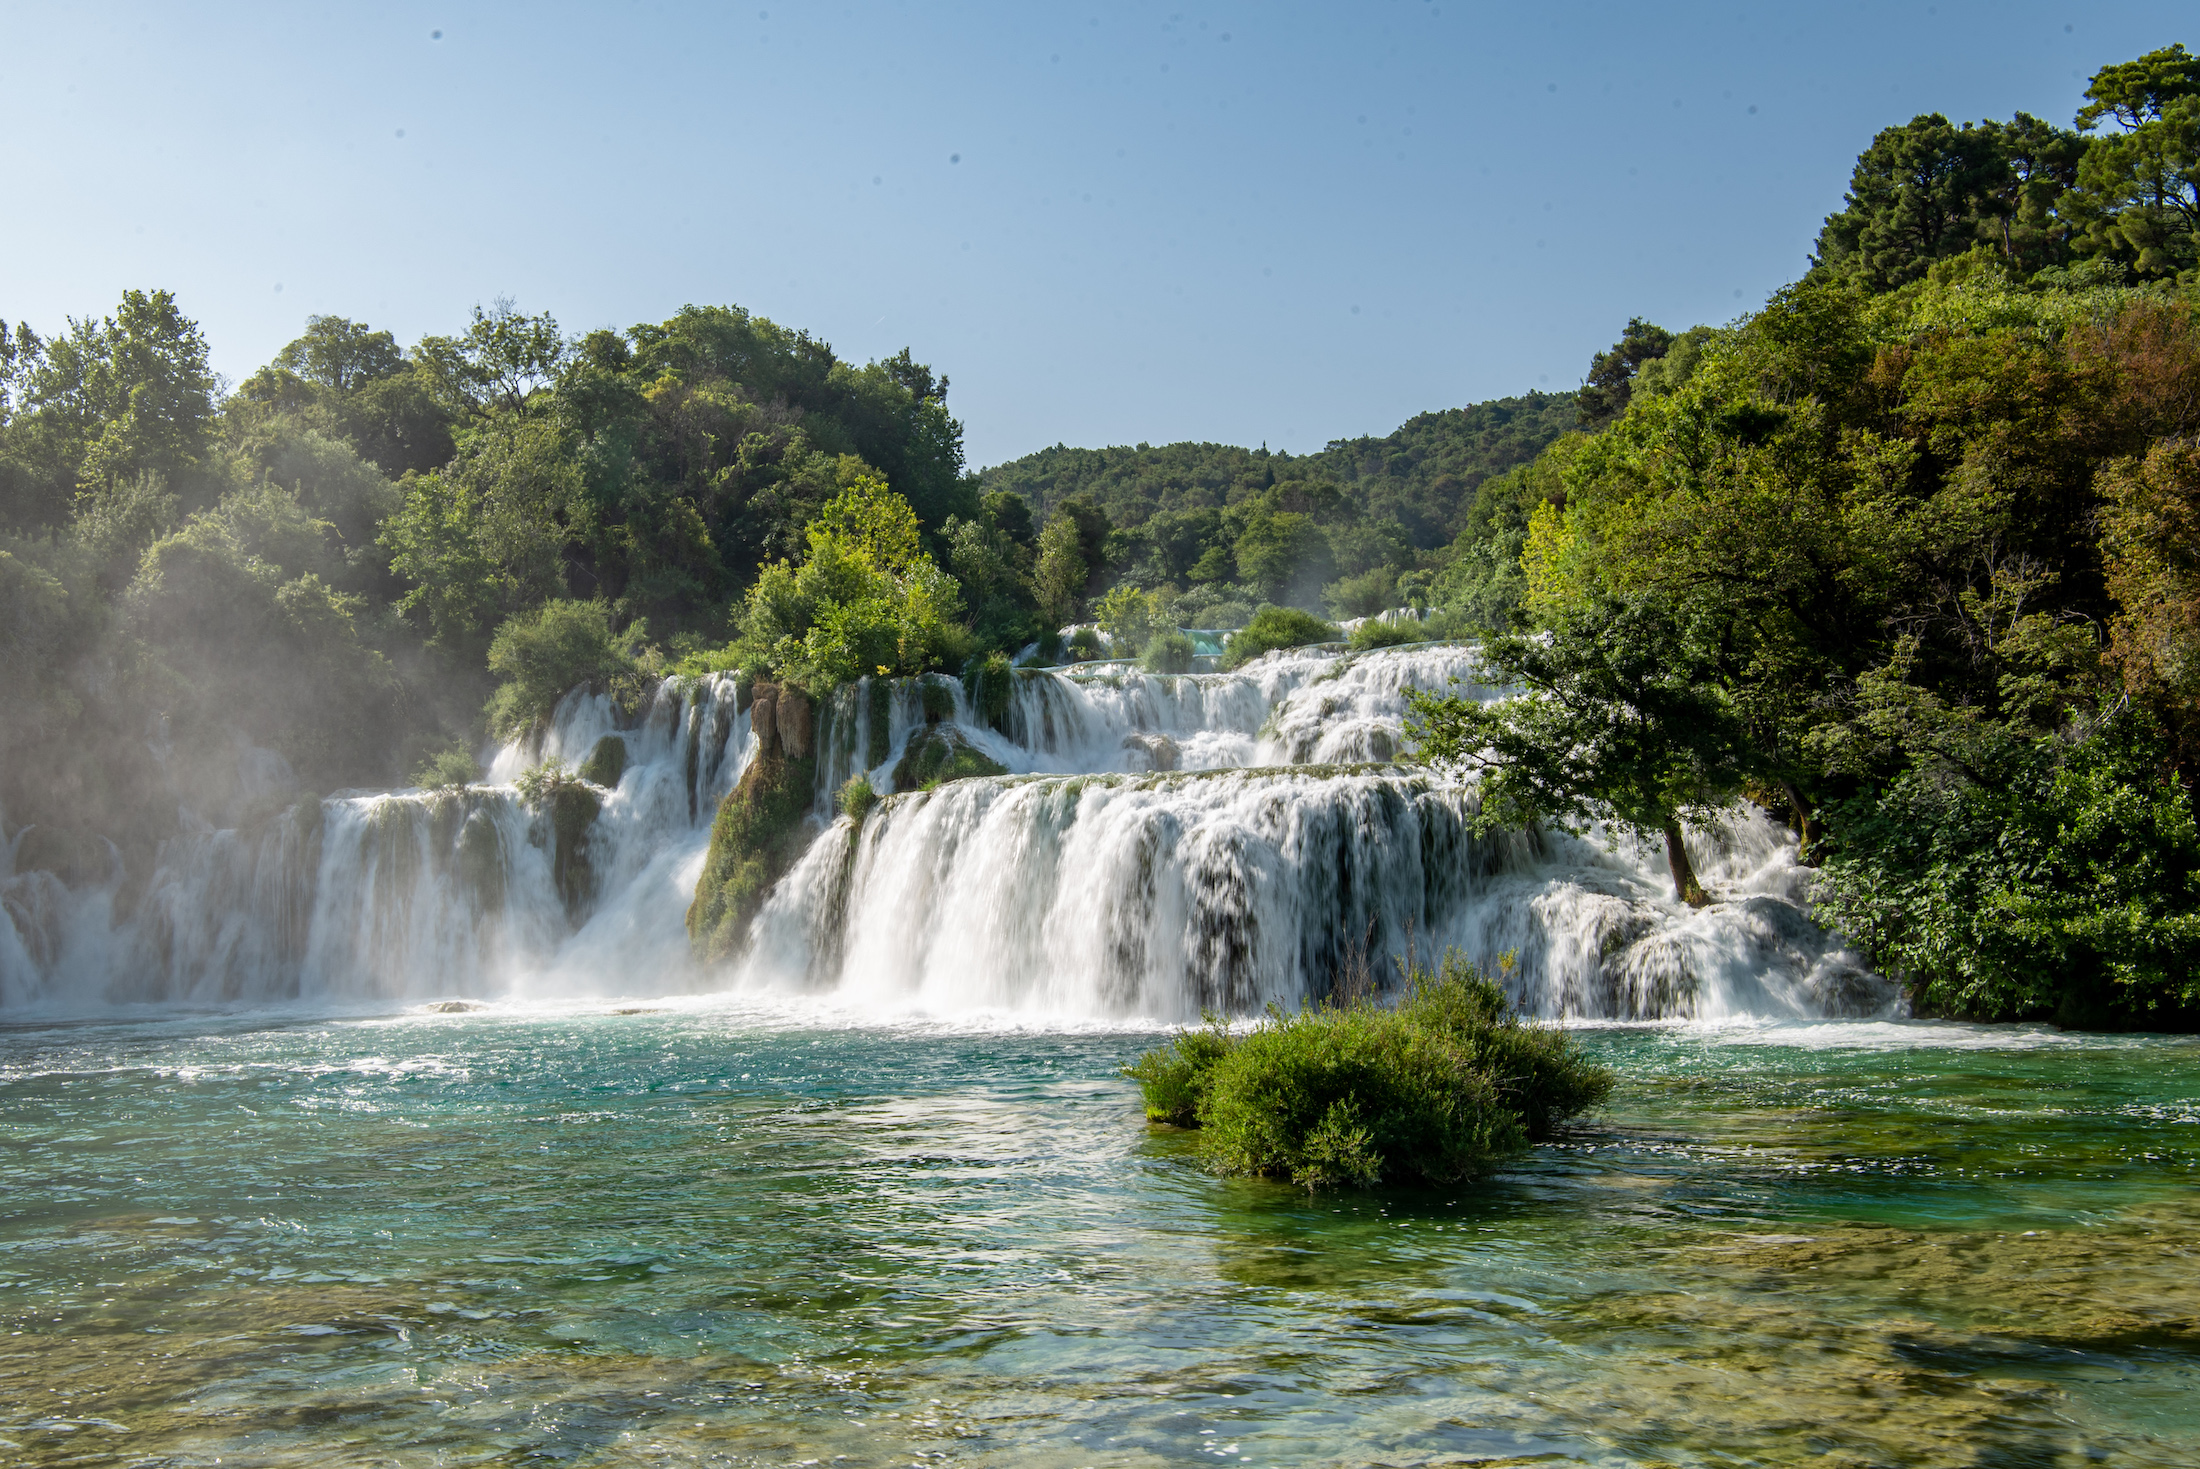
left=1410, top=44, right=2200, bottom=1029
left=981, top=392, right=1577, bottom=628
left=1125, top=954, right=1614, bottom=1190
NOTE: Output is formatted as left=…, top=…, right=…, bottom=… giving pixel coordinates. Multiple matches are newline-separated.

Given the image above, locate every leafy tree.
left=417, top=298, right=571, bottom=418
left=1409, top=597, right=1756, bottom=906
left=1220, top=605, right=1337, bottom=669
left=1812, top=113, right=2084, bottom=289
left=275, top=315, right=406, bottom=392
left=484, top=599, right=635, bottom=739
left=2067, top=44, right=2200, bottom=279
left=1576, top=318, right=1674, bottom=427
left=1815, top=718, right=2200, bottom=1025
left=1233, top=509, right=1333, bottom=606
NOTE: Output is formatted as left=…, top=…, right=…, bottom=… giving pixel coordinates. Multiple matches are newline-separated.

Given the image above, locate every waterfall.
left=0, top=645, right=1898, bottom=1021
left=0, top=673, right=751, bottom=1010
left=730, top=645, right=1893, bottom=1021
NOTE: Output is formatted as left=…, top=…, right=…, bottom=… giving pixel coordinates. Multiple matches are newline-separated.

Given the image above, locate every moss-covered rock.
left=578, top=734, right=627, bottom=789
left=685, top=751, right=816, bottom=962
left=549, top=781, right=602, bottom=920
left=891, top=726, right=1009, bottom=791
left=685, top=680, right=821, bottom=963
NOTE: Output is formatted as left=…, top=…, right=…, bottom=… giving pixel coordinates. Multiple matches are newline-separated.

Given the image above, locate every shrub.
left=1124, top=953, right=1613, bottom=1190
left=414, top=747, right=479, bottom=789
left=838, top=773, right=878, bottom=822
left=1066, top=627, right=1105, bottom=661
left=1220, top=605, right=1339, bottom=670
left=1143, top=630, right=1196, bottom=674
left=1815, top=718, right=2200, bottom=1027
left=485, top=600, right=634, bottom=739
left=1349, top=618, right=1425, bottom=651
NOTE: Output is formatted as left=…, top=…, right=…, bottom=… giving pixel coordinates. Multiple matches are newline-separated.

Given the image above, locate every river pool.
left=2, top=1001, right=2195, bottom=1466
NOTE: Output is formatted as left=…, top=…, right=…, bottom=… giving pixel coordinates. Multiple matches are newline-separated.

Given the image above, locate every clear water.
left=3, top=1002, right=2196, bottom=1466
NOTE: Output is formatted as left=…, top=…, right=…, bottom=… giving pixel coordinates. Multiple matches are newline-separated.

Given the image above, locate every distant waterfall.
left=0, top=644, right=1898, bottom=1021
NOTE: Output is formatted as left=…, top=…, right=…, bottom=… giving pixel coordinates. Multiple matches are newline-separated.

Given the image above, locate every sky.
left=1, top=1, right=2189, bottom=467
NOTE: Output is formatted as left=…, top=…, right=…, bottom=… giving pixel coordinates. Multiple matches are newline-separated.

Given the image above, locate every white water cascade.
left=0, top=643, right=1898, bottom=1021
left=743, top=646, right=1895, bottom=1022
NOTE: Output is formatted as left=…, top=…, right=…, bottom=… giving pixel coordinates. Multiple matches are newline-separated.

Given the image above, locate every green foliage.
left=484, top=600, right=634, bottom=739
left=1812, top=113, right=2086, bottom=290
left=1143, top=630, right=1196, bottom=673
left=1124, top=955, right=1614, bottom=1190
left=1578, top=318, right=1677, bottom=427
left=736, top=475, right=966, bottom=689
left=1220, top=605, right=1338, bottom=669
left=1065, top=626, right=1106, bottom=660
left=1408, top=595, right=1752, bottom=906
left=981, top=393, right=1575, bottom=551
left=838, top=773, right=878, bottom=822
left=1348, top=618, right=1425, bottom=651
left=1095, top=583, right=1169, bottom=655
left=414, top=747, right=480, bottom=789
left=964, top=651, right=1015, bottom=726
left=1816, top=719, right=2200, bottom=1026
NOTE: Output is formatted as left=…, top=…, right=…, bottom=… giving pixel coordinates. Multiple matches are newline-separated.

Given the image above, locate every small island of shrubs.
left=1126, top=954, right=1613, bottom=1190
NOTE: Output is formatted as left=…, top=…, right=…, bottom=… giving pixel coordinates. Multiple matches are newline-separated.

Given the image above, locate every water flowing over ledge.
left=0, top=645, right=1897, bottom=1021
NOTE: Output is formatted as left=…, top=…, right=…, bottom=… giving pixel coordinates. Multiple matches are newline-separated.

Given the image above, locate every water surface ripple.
left=2, top=1005, right=2195, bottom=1466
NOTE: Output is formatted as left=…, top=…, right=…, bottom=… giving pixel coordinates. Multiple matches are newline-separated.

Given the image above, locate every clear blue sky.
left=1, top=2, right=2187, bottom=466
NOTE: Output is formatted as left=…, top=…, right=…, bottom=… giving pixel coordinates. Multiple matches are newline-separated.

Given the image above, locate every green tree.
left=417, top=298, right=571, bottom=418
left=484, top=599, right=635, bottom=738
left=1408, top=596, right=1755, bottom=906
left=1034, top=512, right=1089, bottom=626
left=275, top=315, right=407, bottom=392
left=1812, top=113, right=2083, bottom=289
left=1576, top=318, right=1674, bottom=427
left=2067, top=45, right=2200, bottom=279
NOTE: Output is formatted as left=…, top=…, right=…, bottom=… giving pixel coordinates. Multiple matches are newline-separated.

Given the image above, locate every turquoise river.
left=2, top=1001, right=2196, bottom=1467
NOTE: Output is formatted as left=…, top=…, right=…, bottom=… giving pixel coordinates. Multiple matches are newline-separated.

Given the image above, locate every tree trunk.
left=1780, top=780, right=1824, bottom=864
left=1663, top=820, right=1709, bottom=908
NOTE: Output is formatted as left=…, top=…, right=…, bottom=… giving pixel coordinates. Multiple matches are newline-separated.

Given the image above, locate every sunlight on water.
left=2, top=1005, right=2194, bottom=1466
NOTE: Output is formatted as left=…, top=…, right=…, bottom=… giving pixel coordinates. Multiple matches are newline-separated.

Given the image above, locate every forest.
left=3, top=42, right=2198, bottom=1027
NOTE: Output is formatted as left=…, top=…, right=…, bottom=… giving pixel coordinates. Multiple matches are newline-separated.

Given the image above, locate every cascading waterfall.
left=738, top=645, right=1895, bottom=1022
left=0, top=673, right=751, bottom=1010
left=0, top=642, right=1898, bottom=1021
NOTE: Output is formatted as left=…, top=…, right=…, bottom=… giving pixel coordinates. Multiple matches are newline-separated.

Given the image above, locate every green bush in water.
left=1221, top=605, right=1339, bottom=670
left=577, top=734, right=627, bottom=788
left=413, top=746, right=480, bottom=789
left=1124, top=953, right=1613, bottom=1190
left=838, top=773, right=878, bottom=822
left=1066, top=627, right=1105, bottom=661
left=1349, top=618, right=1425, bottom=651
left=513, top=758, right=604, bottom=919
left=1143, top=630, right=1196, bottom=674
left=920, top=674, right=957, bottom=723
